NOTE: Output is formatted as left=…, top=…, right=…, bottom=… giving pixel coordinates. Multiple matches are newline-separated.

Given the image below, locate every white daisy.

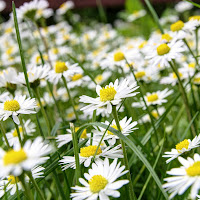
left=0, top=95, right=37, bottom=124
left=47, top=61, right=82, bottom=85
left=175, top=1, right=193, bottom=12
left=163, top=154, right=200, bottom=199
left=56, top=1, right=74, bottom=15
left=146, top=40, right=185, bottom=67
left=5, top=119, right=36, bottom=147
left=80, top=78, right=139, bottom=114
left=60, top=144, right=123, bottom=170
left=0, top=0, right=6, bottom=12
left=93, top=116, right=137, bottom=146
left=163, top=135, right=200, bottom=163
left=70, top=158, right=129, bottom=200
left=0, top=137, right=52, bottom=177
left=127, top=10, right=146, bottom=22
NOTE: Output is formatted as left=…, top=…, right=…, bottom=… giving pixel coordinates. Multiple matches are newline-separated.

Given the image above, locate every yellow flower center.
left=95, top=75, right=103, bottom=83
left=99, top=86, right=117, bottom=102
left=54, top=61, right=68, bottom=73
left=8, top=176, right=19, bottom=184
left=186, top=161, right=200, bottom=176
left=3, top=149, right=27, bottom=166
left=89, top=175, right=108, bottom=193
left=135, top=71, right=146, bottom=79
left=189, top=16, right=200, bottom=21
left=67, top=112, right=74, bottom=118
left=176, top=139, right=189, bottom=153
left=161, top=34, right=172, bottom=42
left=75, top=127, right=87, bottom=139
left=5, top=28, right=13, bottom=34
left=194, top=77, right=200, bottom=83
left=151, top=111, right=159, bottom=118
left=188, top=62, right=195, bottom=68
left=12, top=127, right=23, bottom=137
left=60, top=3, right=67, bottom=9
left=113, top=51, right=125, bottom=62
left=138, top=41, right=147, bottom=49
left=6, top=47, right=14, bottom=55
left=170, top=20, right=184, bottom=32
left=107, top=124, right=121, bottom=135
left=157, top=44, right=170, bottom=55
left=80, top=145, right=102, bottom=157
left=52, top=48, right=59, bottom=54
left=172, top=72, right=183, bottom=79
left=146, top=94, right=158, bottom=102
left=71, top=74, right=83, bottom=81
left=4, top=100, right=20, bottom=111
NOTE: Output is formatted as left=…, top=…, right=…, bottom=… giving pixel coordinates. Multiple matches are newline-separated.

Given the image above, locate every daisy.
left=0, top=165, right=44, bottom=197
left=47, top=61, right=82, bottom=84
left=0, top=137, right=52, bottom=177
left=175, top=1, right=193, bottom=13
left=93, top=116, right=137, bottom=146
left=163, top=154, right=200, bottom=199
left=5, top=119, right=36, bottom=147
left=70, top=158, right=129, bottom=200
left=56, top=1, right=74, bottom=15
left=80, top=78, right=139, bottom=114
left=0, top=0, right=6, bottom=12
left=127, top=10, right=146, bottom=22
left=193, top=73, right=200, bottom=85
left=163, top=135, right=200, bottom=163
left=146, top=40, right=185, bottom=67
left=60, top=144, right=123, bottom=170
left=0, top=95, right=37, bottom=124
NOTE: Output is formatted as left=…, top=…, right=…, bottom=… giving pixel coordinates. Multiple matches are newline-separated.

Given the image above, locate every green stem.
left=62, top=76, right=79, bottom=122
left=27, top=172, right=45, bottom=200
left=33, top=87, right=51, bottom=135
left=143, top=0, right=164, bottom=34
left=19, top=174, right=33, bottom=200
left=195, top=28, right=199, bottom=56
left=70, top=123, right=81, bottom=185
left=112, top=105, right=136, bottom=200
left=0, top=122, right=10, bottom=148
left=14, top=122, right=23, bottom=147
left=90, top=110, right=96, bottom=145
left=169, top=61, right=196, bottom=137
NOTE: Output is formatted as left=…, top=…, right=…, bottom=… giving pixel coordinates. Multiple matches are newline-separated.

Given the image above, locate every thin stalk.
left=19, top=116, right=28, bottom=141
left=62, top=76, right=79, bottom=122
left=90, top=110, right=96, bottom=145
left=143, top=0, right=164, bottom=34
left=27, top=172, right=45, bottom=200
left=169, top=61, right=196, bottom=136
left=33, top=87, right=51, bottom=135
left=19, top=174, right=33, bottom=200
left=96, top=0, right=107, bottom=23
left=15, top=177, right=21, bottom=200
left=14, top=122, right=23, bottom=147
left=195, top=28, right=199, bottom=56
left=12, top=2, right=33, bottom=97
left=70, top=123, right=81, bottom=185
left=112, top=105, right=136, bottom=200
left=0, top=122, right=10, bottom=148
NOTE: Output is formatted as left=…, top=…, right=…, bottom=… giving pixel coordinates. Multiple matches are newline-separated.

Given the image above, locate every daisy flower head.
left=5, top=119, right=36, bottom=147
left=127, top=9, right=146, bottom=22
left=56, top=1, right=74, bottom=15
left=163, top=135, right=200, bottom=163
left=71, top=158, right=129, bottom=200
left=47, top=61, right=82, bottom=84
left=60, top=144, right=123, bottom=170
left=175, top=1, right=193, bottom=13
left=80, top=78, right=139, bottom=114
left=0, top=95, right=37, bottom=124
left=0, top=0, right=5, bottom=12
left=0, top=137, right=52, bottom=177
left=93, top=116, right=137, bottom=146
left=146, top=40, right=185, bottom=67
left=163, top=154, right=200, bottom=199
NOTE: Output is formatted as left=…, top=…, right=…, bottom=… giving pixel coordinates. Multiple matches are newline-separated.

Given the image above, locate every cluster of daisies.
left=0, top=0, right=200, bottom=199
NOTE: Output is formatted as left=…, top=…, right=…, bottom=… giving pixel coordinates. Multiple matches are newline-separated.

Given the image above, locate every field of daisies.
left=1, top=0, right=200, bottom=199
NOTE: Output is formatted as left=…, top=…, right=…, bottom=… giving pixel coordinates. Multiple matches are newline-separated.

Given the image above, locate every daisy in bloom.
left=56, top=127, right=88, bottom=148
left=132, top=88, right=173, bottom=108
left=0, top=165, right=44, bottom=197
left=175, top=1, right=193, bottom=12
left=47, top=61, right=82, bottom=84
left=163, top=154, right=200, bottom=199
left=0, top=95, right=37, bottom=124
left=5, top=119, right=36, bottom=147
left=93, top=117, right=137, bottom=146
left=16, top=64, right=51, bottom=88
left=56, top=1, right=74, bottom=15
left=146, top=40, right=185, bottom=67
left=163, top=135, right=200, bottom=163
left=60, top=144, right=123, bottom=170
left=193, top=73, right=200, bottom=85
left=71, top=158, right=129, bottom=200
left=80, top=78, right=139, bottom=114
left=0, top=137, right=52, bottom=177
left=127, top=10, right=146, bottom=22
left=0, top=0, right=5, bottom=12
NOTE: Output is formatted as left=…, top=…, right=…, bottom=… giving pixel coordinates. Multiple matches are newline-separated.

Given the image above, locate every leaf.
left=51, top=122, right=61, bottom=136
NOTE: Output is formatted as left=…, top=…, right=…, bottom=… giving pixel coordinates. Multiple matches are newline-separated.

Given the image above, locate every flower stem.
left=62, top=75, right=79, bottom=122
left=70, top=123, right=81, bottom=185
left=0, top=122, right=10, bottom=149
left=169, top=61, right=196, bottom=137
left=33, top=87, right=51, bottom=135
left=112, top=105, right=137, bottom=200
left=27, top=172, right=45, bottom=200
left=14, top=122, right=23, bottom=147
left=19, top=174, right=33, bottom=200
